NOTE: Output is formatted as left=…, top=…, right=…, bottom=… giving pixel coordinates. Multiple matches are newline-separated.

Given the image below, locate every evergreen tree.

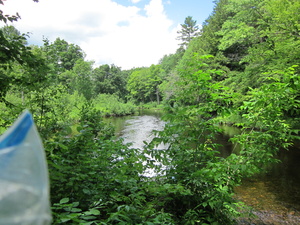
left=176, top=16, right=200, bottom=49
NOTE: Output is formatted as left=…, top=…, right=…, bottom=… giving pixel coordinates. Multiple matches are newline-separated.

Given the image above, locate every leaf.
left=81, top=215, right=97, bottom=220
left=71, top=208, right=82, bottom=212
left=72, top=202, right=80, bottom=207
left=60, top=198, right=70, bottom=204
left=86, top=208, right=100, bottom=216
left=61, top=217, right=71, bottom=223
left=83, top=188, right=91, bottom=194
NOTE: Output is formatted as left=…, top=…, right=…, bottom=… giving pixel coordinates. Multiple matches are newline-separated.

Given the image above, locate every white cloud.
left=130, top=0, right=142, bottom=3
left=1, top=0, right=180, bottom=69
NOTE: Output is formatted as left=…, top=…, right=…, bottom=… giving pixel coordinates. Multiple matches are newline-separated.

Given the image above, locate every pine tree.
left=176, top=16, right=200, bottom=49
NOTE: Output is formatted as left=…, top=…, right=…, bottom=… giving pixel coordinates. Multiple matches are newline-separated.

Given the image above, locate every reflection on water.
left=104, top=109, right=167, bottom=177
left=216, top=125, right=241, bottom=157
left=119, top=115, right=166, bottom=149
left=104, top=109, right=166, bottom=149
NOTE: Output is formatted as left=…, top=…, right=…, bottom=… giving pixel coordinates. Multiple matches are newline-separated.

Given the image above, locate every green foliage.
left=235, top=65, right=300, bottom=147
left=0, top=26, right=49, bottom=105
left=158, top=70, right=180, bottom=105
left=159, top=47, right=185, bottom=74
left=72, top=59, right=94, bottom=100
left=143, top=56, right=243, bottom=224
left=215, top=0, right=300, bottom=88
left=45, top=104, right=179, bottom=224
left=175, top=54, right=230, bottom=111
left=146, top=58, right=300, bottom=224
left=42, top=37, right=85, bottom=72
left=1, top=0, right=299, bottom=223
left=127, top=65, right=165, bottom=104
left=51, top=198, right=101, bottom=224
left=93, top=94, right=136, bottom=116
left=93, top=64, right=128, bottom=100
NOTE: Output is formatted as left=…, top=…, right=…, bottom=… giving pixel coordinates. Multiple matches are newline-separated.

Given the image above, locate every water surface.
left=105, top=112, right=300, bottom=224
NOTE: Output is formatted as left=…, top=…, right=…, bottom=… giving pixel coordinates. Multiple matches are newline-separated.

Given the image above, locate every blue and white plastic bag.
left=0, top=110, right=52, bottom=225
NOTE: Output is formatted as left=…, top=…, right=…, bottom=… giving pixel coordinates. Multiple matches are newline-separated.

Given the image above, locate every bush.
left=93, top=94, right=136, bottom=116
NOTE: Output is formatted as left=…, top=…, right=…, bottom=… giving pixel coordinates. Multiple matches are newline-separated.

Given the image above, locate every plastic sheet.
left=0, top=110, right=52, bottom=225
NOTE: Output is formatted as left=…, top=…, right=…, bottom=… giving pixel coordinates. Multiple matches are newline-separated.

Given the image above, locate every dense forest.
left=0, top=0, right=299, bottom=224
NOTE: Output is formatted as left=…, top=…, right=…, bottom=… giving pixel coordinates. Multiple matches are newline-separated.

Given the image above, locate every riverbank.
left=217, top=124, right=300, bottom=225
left=235, top=178, right=300, bottom=224
left=234, top=145, right=300, bottom=225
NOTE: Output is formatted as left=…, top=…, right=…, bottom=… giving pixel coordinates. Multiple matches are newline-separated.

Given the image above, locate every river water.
left=220, top=126, right=300, bottom=224
left=104, top=109, right=166, bottom=149
left=104, top=111, right=300, bottom=224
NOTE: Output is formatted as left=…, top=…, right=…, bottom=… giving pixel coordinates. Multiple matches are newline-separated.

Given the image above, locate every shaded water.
left=105, top=112, right=300, bottom=224
left=219, top=125, right=300, bottom=224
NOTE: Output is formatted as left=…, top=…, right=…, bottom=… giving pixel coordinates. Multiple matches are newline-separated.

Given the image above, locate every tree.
left=2, top=25, right=27, bottom=44
left=127, top=68, right=150, bottom=103
left=148, top=55, right=242, bottom=224
left=72, top=59, right=94, bottom=100
left=148, top=64, right=165, bottom=104
left=42, top=38, right=85, bottom=72
left=0, top=26, right=48, bottom=106
left=159, top=47, right=185, bottom=74
left=215, top=0, right=300, bottom=92
left=177, top=16, right=200, bottom=49
left=0, top=1, right=50, bottom=106
left=93, top=64, right=128, bottom=99
left=0, top=2, right=40, bottom=65
left=127, top=65, right=165, bottom=104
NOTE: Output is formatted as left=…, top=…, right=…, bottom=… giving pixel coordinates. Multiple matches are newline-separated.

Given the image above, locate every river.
left=221, top=126, right=300, bottom=224
left=104, top=110, right=300, bottom=224
left=104, top=109, right=166, bottom=149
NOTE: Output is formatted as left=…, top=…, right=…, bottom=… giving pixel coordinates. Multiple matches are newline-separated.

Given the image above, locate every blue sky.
left=114, top=0, right=215, bottom=28
left=2, top=0, right=215, bottom=69
left=164, top=0, right=215, bottom=27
